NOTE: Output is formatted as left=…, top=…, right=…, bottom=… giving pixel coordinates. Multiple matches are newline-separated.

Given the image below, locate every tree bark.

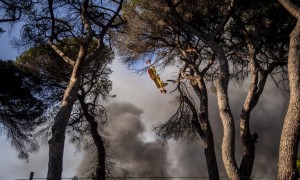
left=47, top=48, right=86, bottom=180
left=211, top=42, right=240, bottom=180
left=47, top=77, right=81, bottom=180
left=192, top=74, right=220, bottom=180
left=238, top=73, right=268, bottom=180
left=238, top=48, right=268, bottom=179
left=181, top=62, right=220, bottom=179
left=78, top=95, right=106, bottom=180
left=278, top=21, right=300, bottom=179
left=239, top=62, right=257, bottom=179
left=165, top=1, right=239, bottom=178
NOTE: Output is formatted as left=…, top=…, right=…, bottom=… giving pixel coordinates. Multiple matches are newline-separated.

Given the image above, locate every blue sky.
left=0, top=31, right=19, bottom=60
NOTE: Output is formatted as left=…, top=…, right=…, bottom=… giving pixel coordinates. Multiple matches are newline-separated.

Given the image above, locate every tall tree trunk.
left=212, top=43, right=240, bottom=180
left=47, top=49, right=86, bottom=180
left=278, top=21, right=300, bottom=179
left=181, top=62, right=219, bottom=179
left=239, top=60, right=257, bottom=179
left=239, top=115, right=255, bottom=180
left=193, top=75, right=220, bottom=180
left=239, top=73, right=268, bottom=180
left=203, top=123, right=219, bottom=180
left=47, top=77, right=81, bottom=180
left=165, top=0, right=238, bottom=178
left=238, top=48, right=267, bottom=179
left=78, top=95, right=106, bottom=180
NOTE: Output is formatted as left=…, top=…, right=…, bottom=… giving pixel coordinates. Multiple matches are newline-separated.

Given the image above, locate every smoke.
left=227, top=81, right=288, bottom=177
left=77, top=61, right=290, bottom=179
left=78, top=102, right=171, bottom=178
left=162, top=80, right=288, bottom=178
left=107, top=102, right=171, bottom=177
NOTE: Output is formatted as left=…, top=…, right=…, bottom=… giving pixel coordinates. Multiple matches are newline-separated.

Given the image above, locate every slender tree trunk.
left=185, top=96, right=219, bottom=180
left=239, top=115, right=256, bottom=180
left=164, top=1, right=238, bottom=178
left=203, top=125, right=219, bottom=180
left=78, top=95, right=106, bottom=180
left=211, top=42, right=240, bottom=180
left=47, top=49, right=86, bottom=180
left=238, top=49, right=266, bottom=179
left=239, top=66, right=257, bottom=180
left=278, top=21, right=300, bottom=180
left=47, top=77, right=81, bottom=180
left=239, top=72, right=268, bottom=180
left=193, top=76, right=220, bottom=180
left=182, top=63, right=219, bottom=179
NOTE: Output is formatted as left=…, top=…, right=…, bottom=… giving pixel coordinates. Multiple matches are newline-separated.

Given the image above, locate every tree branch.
left=278, top=0, right=300, bottom=19
left=164, top=0, right=209, bottom=43
left=210, top=0, right=236, bottom=39
left=47, top=0, right=75, bottom=66
left=85, top=0, right=123, bottom=63
left=47, top=40, right=76, bottom=66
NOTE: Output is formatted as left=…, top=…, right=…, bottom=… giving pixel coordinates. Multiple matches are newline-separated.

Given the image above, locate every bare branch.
left=47, top=40, right=76, bottom=66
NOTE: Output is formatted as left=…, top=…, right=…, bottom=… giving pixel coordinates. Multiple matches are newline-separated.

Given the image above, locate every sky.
left=0, top=24, right=290, bottom=179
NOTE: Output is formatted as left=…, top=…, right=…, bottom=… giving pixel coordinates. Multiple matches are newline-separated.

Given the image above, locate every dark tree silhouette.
left=17, top=43, right=114, bottom=179
left=0, top=60, right=45, bottom=159
left=12, top=1, right=124, bottom=179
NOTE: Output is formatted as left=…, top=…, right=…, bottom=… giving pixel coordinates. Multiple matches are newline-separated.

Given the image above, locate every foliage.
left=16, top=43, right=114, bottom=142
left=0, top=60, right=45, bottom=159
left=15, top=43, right=114, bottom=178
left=0, top=0, right=32, bottom=23
left=297, top=156, right=300, bottom=173
left=0, top=0, right=33, bottom=33
left=224, top=0, right=293, bottom=85
left=154, top=82, right=201, bottom=141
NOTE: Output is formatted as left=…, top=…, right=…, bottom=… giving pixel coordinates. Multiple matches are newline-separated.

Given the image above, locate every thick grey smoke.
left=229, top=81, right=288, bottom=177
left=164, top=80, right=289, bottom=178
left=78, top=102, right=170, bottom=178
left=106, top=102, right=170, bottom=177
left=77, top=61, right=289, bottom=179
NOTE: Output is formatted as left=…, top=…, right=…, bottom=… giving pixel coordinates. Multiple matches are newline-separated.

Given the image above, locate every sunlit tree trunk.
left=277, top=11, right=300, bottom=180
left=47, top=82, right=80, bottom=179
left=212, top=44, right=240, bottom=180
left=47, top=52, right=86, bottom=180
